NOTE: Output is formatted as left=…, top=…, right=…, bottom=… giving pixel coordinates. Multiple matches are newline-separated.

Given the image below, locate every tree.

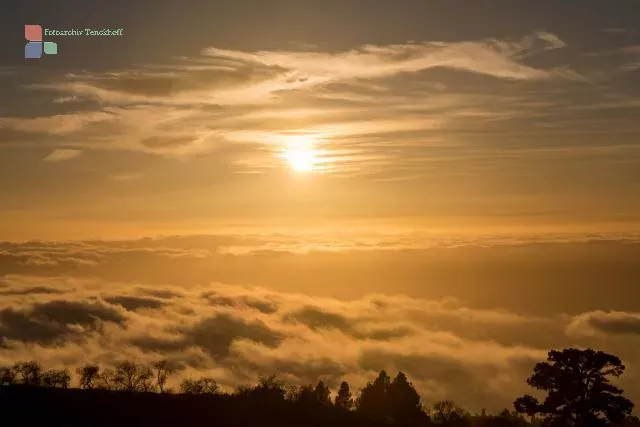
left=41, top=369, right=71, bottom=388
left=334, top=381, right=354, bottom=410
left=0, top=366, right=17, bottom=385
left=77, top=364, right=101, bottom=390
left=486, top=409, right=530, bottom=427
left=180, top=377, right=219, bottom=395
left=313, top=380, right=331, bottom=406
left=388, top=371, right=428, bottom=423
left=514, top=348, right=634, bottom=427
left=356, top=370, right=391, bottom=419
left=617, top=415, right=640, bottom=427
left=112, top=361, right=154, bottom=392
left=96, top=368, right=116, bottom=391
left=289, top=384, right=315, bottom=404
left=431, top=400, right=468, bottom=426
left=13, top=360, right=42, bottom=386
left=152, top=360, right=175, bottom=393
left=251, top=375, right=287, bottom=404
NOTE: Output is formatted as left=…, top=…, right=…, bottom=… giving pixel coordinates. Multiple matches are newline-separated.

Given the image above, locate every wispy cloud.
left=108, top=172, right=144, bottom=182
left=0, top=30, right=636, bottom=183
left=201, top=31, right=577, bottom=87
left=43, top=148, right=83, bottom=162
left=2, top=112, right=116, bottom=135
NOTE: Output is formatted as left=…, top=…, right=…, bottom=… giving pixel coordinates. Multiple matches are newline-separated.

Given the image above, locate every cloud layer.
left=1, top=235, right=640, bottom=412
left=1, top=273, right=639, bottom=413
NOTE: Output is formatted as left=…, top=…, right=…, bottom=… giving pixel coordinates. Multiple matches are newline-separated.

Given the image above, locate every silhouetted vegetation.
left=514, top=348, right=635, bottom=427
left=0, top=348, right=636, bottom=427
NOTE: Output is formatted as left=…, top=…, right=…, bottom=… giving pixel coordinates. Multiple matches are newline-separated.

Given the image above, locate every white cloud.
left=43, top=149, right=83, bottom=162
left=108, top=173, right=144, bottom=182
left=1, top=112, right=116, bottom=135
left=202, top=31, right=576, bottom=89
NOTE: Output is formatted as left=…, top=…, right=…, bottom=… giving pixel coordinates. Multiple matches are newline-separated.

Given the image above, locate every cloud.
left=0, top=31, right=594, bottom=171
left=617, top=45, right=640, bottom=55
left=0, top=270, right=638, bottom=412
left=567, top=310, right=640, bottom=338
left=201, top=31, right=576, bottom=88
left=533, top=31, right=567, bottom=51
left=183, top=313, right=283, bottom=359
left=0, top=298, right=126, bottom=346
left=103, top=295, right=166, bottom=311
left=43, top=149, right=83, bottom=162
left=2, top=112, right=116, bottom=135
left=1, top=234, right=640, bottom=314
left=0, top=286, right=65, bottom=296
left=108, top=173, right=144, bottom=182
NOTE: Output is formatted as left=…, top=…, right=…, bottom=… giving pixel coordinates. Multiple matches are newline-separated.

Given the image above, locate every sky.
left=1, top=0, right=640, bottom=414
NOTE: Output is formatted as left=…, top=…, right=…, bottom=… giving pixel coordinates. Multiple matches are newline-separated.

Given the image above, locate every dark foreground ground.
left=1, top=385, right=400, bottom=427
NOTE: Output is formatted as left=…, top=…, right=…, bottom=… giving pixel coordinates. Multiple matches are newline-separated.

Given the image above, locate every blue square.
left=25, top=41, right=42, bottom=59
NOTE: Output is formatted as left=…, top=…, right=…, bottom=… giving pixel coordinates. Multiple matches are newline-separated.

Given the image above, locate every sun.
left=283, top=136, right=317, bottom=172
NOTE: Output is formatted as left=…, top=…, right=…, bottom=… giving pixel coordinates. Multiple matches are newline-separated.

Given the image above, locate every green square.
left=43, top=42, right=57, bottom=54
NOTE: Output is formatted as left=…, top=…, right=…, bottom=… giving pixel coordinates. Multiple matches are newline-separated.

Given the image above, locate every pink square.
left=25, top=25, right=42, bottom=41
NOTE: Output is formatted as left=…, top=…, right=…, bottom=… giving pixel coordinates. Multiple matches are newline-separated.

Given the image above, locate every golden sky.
left=1, top=2, right=640, bottom=240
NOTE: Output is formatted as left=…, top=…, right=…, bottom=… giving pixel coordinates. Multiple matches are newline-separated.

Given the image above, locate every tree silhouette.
left=334, top=381, right=354, bottom=410
left=513, top=348, right=634, bottom=427
left=289, top=384, right=315, bottom=404
left=0, top=366, right=17, bottom=385
left=251, top=375, right=287, bottom=404
left=179, top=377, right=219, bottom=395
left=112, top=361, right=154, bottom=392
left=13, top=360, right=42, bottom=386
left=152, top=360, right=175, bottom=393
left=356, top=370, right=391, bottom=419
left=485, top=409, right=529, bottom=427
left=618, top=415, right=640, bottom=427
left=96, top=367, right=116, bottom=390
left=77, top=364, right=101, bottom=390
left=41, top=369, right=71, bottom=388
left=388, top=371, right=428, bottom=424
left=431, top=400, right=468, bottom=426
left=2, top=352, right=635, bottom=427
left=313, top=380, right=332, bottom=406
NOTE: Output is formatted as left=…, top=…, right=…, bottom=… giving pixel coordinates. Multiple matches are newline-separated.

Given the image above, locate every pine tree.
left=356, top=370, right=391, bottom=419
left=334, top=381, right=354, bottom=410
left=313, top=380, right=331, bottom=405
left=388, top=371, right=426, bottom=423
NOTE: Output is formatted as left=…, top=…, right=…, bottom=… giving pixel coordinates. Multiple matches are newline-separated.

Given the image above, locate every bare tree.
left=152, top=360, right=175, bottom=393
left=0, top=366, right=17, bottom=385
left=180, top=378, right=219, bottom=395
left=13, top=360, right=42, bottom=386
left=431, top=400, right=468, bottom=425
left=97, top=368, right=116, bottom=391
left=113, top=361, right=154, bottom=392
left=42, top=369, right=71, bottom=388
left=77, top=364, right=101, bottom=390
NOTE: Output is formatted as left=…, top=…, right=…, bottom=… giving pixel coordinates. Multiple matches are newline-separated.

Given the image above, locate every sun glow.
left=283, top=136, right=317, bottom=172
